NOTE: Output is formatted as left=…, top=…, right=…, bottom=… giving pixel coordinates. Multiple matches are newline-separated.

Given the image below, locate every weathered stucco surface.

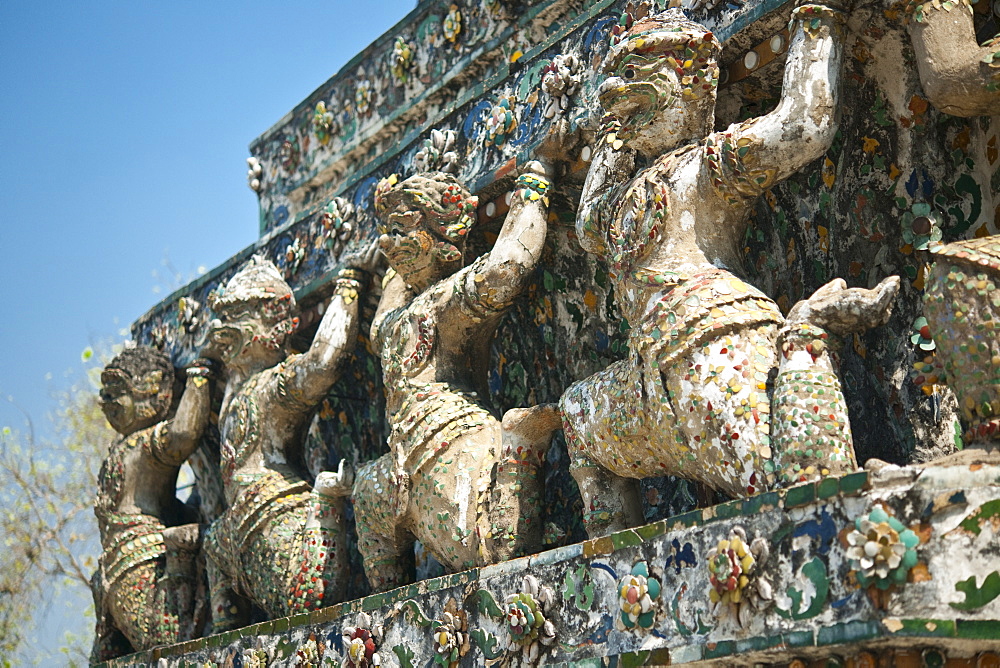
left=98, top=459, right=1000, bottom=666
left=106, top=0, right=1000, bottom=663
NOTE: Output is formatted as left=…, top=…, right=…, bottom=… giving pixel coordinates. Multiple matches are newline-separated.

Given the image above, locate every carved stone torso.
left=217, top=357, right=316, bottom=511
left=95, top=422, right=179, bottom=581
left=372, top=261, right=502, bottom=472
left=581, top=129, right=784, bottom=362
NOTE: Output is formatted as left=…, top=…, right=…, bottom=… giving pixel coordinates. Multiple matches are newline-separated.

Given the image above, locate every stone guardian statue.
left=561, top=3, right=900, bottom=537
left=203, top=252, right=376, bottom=630
left=91, top=346, right=215, bottom=660
left=353, top=163, right=561, bottom=592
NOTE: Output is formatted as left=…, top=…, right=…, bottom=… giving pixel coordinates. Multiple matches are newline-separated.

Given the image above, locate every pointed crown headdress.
left=373, top=172, right=478, bottom=244
left=605, top=7, right=721, bottom=98
left=209, top=256, right=299, bottom=327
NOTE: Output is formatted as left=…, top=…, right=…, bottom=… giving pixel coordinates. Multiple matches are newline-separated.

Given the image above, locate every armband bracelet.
left=790, top=3, right=847, bottom=35
left=186, top=357, right=221, bottom=378
left=338, top=267, right=368, bottom=282
left=901, top=0, right=972, bottom=23
left=515, top=172, right=551, bottom=205
left=334, top=276, right=363, bottom=305
left=778, top=322, right=841, bottom=354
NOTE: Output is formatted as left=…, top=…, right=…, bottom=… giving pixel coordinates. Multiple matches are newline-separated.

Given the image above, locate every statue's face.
left=600, top=37, right=715, bottom=155
left=100, top=367, right=169, bottom=435
left=208, top=311, right=263, bottom=366
left=377, top=199, right=449, bottom=289
left=600, top=48, right=676, bottom=125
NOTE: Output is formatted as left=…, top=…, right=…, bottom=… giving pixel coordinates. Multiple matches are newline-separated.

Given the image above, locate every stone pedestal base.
left=97, top=454, right=1000, bottom=667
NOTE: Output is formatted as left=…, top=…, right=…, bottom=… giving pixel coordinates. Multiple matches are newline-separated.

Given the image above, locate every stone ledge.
left=96, top=458, right=1000, bottom=667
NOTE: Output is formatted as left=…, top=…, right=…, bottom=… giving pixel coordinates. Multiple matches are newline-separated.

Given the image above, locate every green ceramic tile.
left=817, top=476, right=840, bottom=499
left=894, top=618, right=956, bottom=637
left=740, top=493, right=766, bottom=516
left=530, top=542, right=583, bottom=566
left=784, top=482, right=817, bottom=508
left=611, top=529, right=643, bottom=550
left=219, top=630, right=240, bottom=646
left=720, top=499, right=746, bottom=520
left=635, top=521, right=666, bottom=541
left=363, top=592, right=387, bottom=610
left=782, top=629, right=816, bottom=648
left=583, top=535, right=615, bottom=557
left=287, top=612, right=311, bottom=627
left=670, top=644, right=704, bottom=664
left=838, top=471, right=869, bottom=496
left=618, top=649, right=659, bottom=667
left=734, top=633, right=784, bottom=653
left=702, top=639, right=735, bottom=659
left=668, top=510, right=702, bottom=530
left=816, top=620, right=881, bottom=646
left=956, top=619, right=1000, bottom=639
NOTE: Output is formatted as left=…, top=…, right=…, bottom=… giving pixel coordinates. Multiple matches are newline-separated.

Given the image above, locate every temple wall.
left=113, top=0, right=1000, bottom=664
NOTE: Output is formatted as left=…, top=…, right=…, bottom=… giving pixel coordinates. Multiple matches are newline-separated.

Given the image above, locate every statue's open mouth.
left=599, top=79, right=657, bottom=115
left=598, top=78, right=661, bottom=141
left=208, top=323, right=248, bottom=364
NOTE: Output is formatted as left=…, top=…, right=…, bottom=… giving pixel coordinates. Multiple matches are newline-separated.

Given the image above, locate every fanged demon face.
left=208, top=304, right=296, bottom=367
left=373, top=174, right=473, bottom=290
left=377, top=199, right=446, bottom=285
left=598, top=12, right=721, bottom=153
left=100, top=366, right=171, bottom=435
left=207, top=258, right=299, bottom=366
left=207, top=310, right=259, bottom=366
left=599, top=45, right=681, bottom=135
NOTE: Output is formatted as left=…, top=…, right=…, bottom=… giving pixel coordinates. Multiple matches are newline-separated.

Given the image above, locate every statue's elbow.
left=919, top=67, right=998, bottom=118
left=780, top=108, right=838, bottom=167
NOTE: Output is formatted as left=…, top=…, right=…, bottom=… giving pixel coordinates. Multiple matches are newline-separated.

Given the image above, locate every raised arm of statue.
left=730, top=2, right=846, bottom=187
left=282, top=241, right=381, bottom=408
left=153, top=358, right=215, bottom=468
left=465, top=161, right=552, bottom=311
left=906, top=0, right=999, bottom=117
left=576, top=142, right=635, bottom=255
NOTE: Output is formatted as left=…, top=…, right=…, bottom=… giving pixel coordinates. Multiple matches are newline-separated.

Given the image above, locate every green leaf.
left=950, top=571, right=1000, bottom=611
left=470, top=629, right=503, bottom=659
left=399, top=599, right=433, bottom=627
left=393, top=643, right=416, bottom=668
left=474, top=588, right=504, bottom=618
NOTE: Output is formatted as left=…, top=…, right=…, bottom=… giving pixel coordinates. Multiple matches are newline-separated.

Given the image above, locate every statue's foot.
left=314, top=459, right=354, bottom=498
left=787, top=275, right=900, bottom=336
left=163, top=523, right=201, bottom=552
left=501, top=403, right=562, bottom=457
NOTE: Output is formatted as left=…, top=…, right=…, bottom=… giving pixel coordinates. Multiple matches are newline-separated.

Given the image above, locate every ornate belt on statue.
left=388, top=381, right=492, bottom=476
left=632, top=268, right=783, bottom=365
left=225, top=469, right=312, bottom=551
left=99, top=514, right=167, bottom=588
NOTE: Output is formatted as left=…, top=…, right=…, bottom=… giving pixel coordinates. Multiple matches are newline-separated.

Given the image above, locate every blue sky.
left=0, top=1, right=415, bottom=659
left=1, top=1, right=416, bottom=434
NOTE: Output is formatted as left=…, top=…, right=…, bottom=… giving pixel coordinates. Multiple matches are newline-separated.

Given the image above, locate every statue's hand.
left=341, top=238, right=385, bottom=276
left=794, top=0, right=850, bottom=14
left=787, top=275, right=900, bottom=335
left=314, top=459, right=354, bottom=498
left=520, top=159, right=553, bottom=181
left=188, top=352, right=223, bottom=377
left=533, top=117, right=581, bottom=169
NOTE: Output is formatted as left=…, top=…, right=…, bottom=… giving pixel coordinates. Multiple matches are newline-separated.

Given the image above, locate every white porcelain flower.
left=845, top=506, right=919, bottom=590
left=355, top=79, right=373, bottom=116
left=442, top=4, right=461, bottom=43
left=541, top=54, right=580, bottom=118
